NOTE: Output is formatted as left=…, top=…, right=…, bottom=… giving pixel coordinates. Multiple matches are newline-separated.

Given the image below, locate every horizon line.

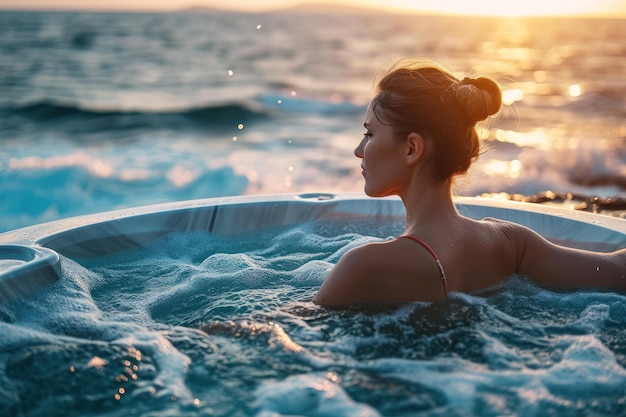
left=0, top=4, right=625, bottom=18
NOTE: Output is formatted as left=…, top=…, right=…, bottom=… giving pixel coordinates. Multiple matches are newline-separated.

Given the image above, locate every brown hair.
left=371, top=59, right=501, bottom=181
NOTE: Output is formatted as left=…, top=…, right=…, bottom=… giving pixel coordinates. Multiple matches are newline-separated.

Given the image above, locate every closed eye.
left=363, top=123, right=373, bottom=138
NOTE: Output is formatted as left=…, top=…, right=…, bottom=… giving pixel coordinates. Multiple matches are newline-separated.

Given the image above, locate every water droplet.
left=232, top=136, right=238, bottom=142
left=277, top=99, right=282, bottom=104
left=256, top=24, right=262, bottom=30
left=237, top=124, right=244, bottom=130
left=227, top=69, right=234, bottom=76
left=290, top=90, right=297, bottom=97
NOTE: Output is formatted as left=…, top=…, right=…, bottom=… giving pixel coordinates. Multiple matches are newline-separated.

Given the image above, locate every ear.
left=405, top=132, right=425, bottom=165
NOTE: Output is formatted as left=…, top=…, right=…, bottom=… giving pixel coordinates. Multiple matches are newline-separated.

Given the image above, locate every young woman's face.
left=354, top=104, right=409, bottom=197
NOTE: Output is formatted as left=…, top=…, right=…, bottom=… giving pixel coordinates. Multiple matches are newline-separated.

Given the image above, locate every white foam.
left=254, top=374, right=381, bottom=417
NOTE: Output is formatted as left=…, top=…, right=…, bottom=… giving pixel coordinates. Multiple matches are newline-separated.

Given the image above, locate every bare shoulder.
left=479, top=217, right=539, bottom=245
left=334, top=240, right=398, bottom=273
left=479, top=216, right=580, bottom=257
left=313, top=239, right=444, bottom=307
left=313, top=240, right=395, bottom=306
left=443, top=217, right=528, bottom=289
left=478, top=216, right=554, bottom=265
left=324, top=238, right=404, bottom=276
left=480, top=216, right=527, bottom=233
left=481, top=217, right=626, bottom=290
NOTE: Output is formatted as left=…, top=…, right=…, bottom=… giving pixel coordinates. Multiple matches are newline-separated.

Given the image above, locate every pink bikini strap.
left=400, top=235, right=448, bottom=296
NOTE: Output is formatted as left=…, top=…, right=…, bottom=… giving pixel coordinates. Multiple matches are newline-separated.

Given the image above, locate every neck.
left=400, top=178, right=458, bottom=235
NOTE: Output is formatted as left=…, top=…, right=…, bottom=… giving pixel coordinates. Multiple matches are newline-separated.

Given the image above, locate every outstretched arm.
left=513, top=224, right=626, bottom=290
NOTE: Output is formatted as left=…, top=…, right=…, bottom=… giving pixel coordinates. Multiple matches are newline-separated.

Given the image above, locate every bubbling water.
left=1, top=221, right=625, bottom=416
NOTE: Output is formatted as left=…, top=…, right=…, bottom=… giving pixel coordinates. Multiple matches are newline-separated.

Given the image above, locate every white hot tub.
left=1, top=193, right=625, bottom=303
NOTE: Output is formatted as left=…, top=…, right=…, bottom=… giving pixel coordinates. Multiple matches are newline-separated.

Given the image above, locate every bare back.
left=429, top=217, right=520, bottom=294
left=314, top=216, right=626, bottom=307
left=314, top=216, right=519, bottom=306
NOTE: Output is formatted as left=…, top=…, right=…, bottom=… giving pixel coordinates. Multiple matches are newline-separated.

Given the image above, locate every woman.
left=314, top=58, right=625, bottom=307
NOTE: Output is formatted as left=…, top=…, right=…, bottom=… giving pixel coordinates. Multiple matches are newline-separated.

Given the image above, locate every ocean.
left=0, top=9, right=625, bottom=231
left=1, top=9, right=626, bottom=416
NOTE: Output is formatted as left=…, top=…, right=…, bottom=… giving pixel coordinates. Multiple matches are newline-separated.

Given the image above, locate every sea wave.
left=0, top=93, right=364, bottom=134
left=561, top=88, right=626, bottom=117
left=1, top=100, right=272, bottom=131
left=0, top=161, right=249, bottom=233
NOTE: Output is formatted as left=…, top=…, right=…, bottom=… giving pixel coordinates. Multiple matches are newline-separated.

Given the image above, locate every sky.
left=1, top=0, right=625, bottom=17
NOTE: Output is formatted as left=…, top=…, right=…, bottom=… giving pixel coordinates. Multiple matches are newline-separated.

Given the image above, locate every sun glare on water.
left=375, top=0, right=623, bottom=17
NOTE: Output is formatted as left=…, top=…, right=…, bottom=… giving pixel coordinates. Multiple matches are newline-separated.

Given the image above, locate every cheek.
left=362, top=141, right=377, bottom=162
left=363, top=140, right=393, bottom=170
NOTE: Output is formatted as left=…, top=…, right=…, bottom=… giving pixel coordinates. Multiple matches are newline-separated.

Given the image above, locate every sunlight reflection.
left=495, top=129, right=551, bottom=149
left=494, top=19, right=529, bottom=44
left=326, top=372, right=340, bottom=383
left=246, top=169, right=259, bottom=183
left=568, top=84, right=583, bottom=97
left=559, top=45, right=575, bottom=58
left=91, top=159, right=112, bottom=177
left=476, top=126, right=490, bottom=140
left=268, top=321, right=303, bottom=352
left=86, top=356, right=107, bottom=369
left=119, top=169, right=151, bottom=181
left=484, top=192, right=514, bottom=201
left=502, top=89, right=524, bottom=105
left=167, top=165, right=197, bottom=187
left=533, top=71, right=547, bottom=83
left=9, top=152, right=113, bottom=178
left=483, top=159, right=521, bottom=178
left=113, top=346, right=143, bottom=401
left=497, top=47, right=535, bottom=62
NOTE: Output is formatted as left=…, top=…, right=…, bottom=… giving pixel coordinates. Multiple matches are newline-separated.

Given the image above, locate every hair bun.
left=455, top=76, right=501, bottom=123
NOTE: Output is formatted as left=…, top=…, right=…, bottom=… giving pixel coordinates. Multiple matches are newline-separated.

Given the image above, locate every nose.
left=354, top=137, right=365, bottom=158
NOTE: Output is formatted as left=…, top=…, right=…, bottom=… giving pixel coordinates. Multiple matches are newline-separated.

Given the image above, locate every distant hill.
left=177, top=6, right=232, bottom=13
left=279, top=3, right=388, bottom=14
left=178, top=3, right=390, bottom=15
